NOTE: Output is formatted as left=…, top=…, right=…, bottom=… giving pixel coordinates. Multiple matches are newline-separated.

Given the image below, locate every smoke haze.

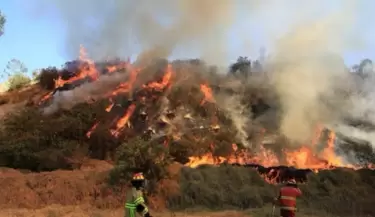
left=26, top=0, right=375, bottom=147
left=269, top=0, right=360, bottom=143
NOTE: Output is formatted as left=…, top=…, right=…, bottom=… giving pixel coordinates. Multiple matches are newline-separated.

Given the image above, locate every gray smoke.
left=26, top=0, right=375, bottom=150
left=25, top=0, right=249, bottom=65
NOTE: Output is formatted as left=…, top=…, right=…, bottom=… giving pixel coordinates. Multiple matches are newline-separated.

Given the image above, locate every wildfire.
left=143, top=64, right=173, bottom=91
left=106, top=66, right=140, bottom=99
left=185, top=126, right=354, bottom=171
left=110, top=104, right=136, bottom=137
left=37, top=46, right=373, bottom=185
left=39, top=45, right=102, bottom=105
left=55, top=45, right=99, bottom=89
left=106, top=58, right=130, bottom=73
left=86, top=122, right=99, bottom=138
left=200, top=84, right=215, bottom=105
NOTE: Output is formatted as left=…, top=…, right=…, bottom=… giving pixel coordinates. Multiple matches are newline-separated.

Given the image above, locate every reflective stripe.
left=280, top=196, right=296, bottom=201
left=125, top=202, right=136, bottom=209
left=134, top=196, right=145, bottom=205
left=142, top=207, right=149, bottom=215
left=129, top=209, right=135, bottom=217
left=125, top=203, right=136, bottom=217
left=281, top=206, right=296, bottom=211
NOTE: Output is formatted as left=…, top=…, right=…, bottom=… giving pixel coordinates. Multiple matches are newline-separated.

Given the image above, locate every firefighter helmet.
left=132, top=172, right=145, bottom=181
left=287, top=179, right=296, bottom=185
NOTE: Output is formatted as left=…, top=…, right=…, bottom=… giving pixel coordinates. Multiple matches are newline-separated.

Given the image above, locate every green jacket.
left=124, top=187, right=149, bottom=217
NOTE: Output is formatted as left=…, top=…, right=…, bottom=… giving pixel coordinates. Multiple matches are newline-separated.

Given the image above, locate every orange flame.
left=185, top=126, right=355, bottom=171
left=106, top=58, right=130, bottom=73
left=39, top=92, right=54, bottom=105
left=107, top=67, right=140, bottom=97
left=86, top=122, right=99, bottom=138
left=54, top=45, right=99, bottom=89
left=110, top=104, right=136, bottom=137
left=200, top=84, right=215, bottom=105
left=143, top=64, right=173, bottom=91
left=105, top=102, right=115, bottom=112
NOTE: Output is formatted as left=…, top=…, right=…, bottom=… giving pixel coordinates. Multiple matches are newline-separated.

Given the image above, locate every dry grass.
left=0, top=83, right=46, bottom=105
left=0, top=205, right=251, bottom=217
left=0, top=205, right=333, bottom=217
left=0, top=162, right=372, bottom=217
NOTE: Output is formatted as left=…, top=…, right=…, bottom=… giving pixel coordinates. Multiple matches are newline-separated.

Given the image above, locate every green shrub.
left=299, top=169, right=375, bottom=216
left=7, top=73, right=31, bottom=91
left=168, top=165, right=276, bottom=210
left=166, top=165, right=375, bottom=216
left=0, top=101, right=105, bottom=171
left=108, top=137, right=172, bottom=187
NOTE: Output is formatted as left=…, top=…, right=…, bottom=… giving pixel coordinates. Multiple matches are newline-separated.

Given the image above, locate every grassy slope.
left=0, top=76, right=374, bottom=217
left=0, top=161, right=373, bottom=217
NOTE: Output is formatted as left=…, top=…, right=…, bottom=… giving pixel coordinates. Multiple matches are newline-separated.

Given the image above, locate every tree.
left=3, top=59, right=31, bottom=91
left=358, top=59, right=373, bottom=76
left=109, top=137, right=172, bottom=186
left=0, top=10, right=6, bottom=36
left=229, top=56, right=251, bottom=78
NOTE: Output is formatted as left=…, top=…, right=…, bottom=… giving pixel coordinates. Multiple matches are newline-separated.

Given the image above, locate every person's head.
left=131, top=172, right=145, bottom=189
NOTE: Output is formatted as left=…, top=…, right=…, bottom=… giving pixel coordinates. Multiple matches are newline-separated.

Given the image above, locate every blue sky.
left=0, top=1, right=67, bottom=76
left=0, top=0, right=375, bottom=80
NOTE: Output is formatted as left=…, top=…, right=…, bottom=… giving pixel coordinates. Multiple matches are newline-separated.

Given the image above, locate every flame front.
left=185, top=126, right=354, bottom=171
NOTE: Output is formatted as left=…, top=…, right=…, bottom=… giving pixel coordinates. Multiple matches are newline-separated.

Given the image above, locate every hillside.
left=0, top=57, right=375, bottom=217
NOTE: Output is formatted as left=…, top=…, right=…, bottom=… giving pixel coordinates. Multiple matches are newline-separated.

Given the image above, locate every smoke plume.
left=26, top=0, right=243, bottom=65
left=266, top=0, right=361, bottom=144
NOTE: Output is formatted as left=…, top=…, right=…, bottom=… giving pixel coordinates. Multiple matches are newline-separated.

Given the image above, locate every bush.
left=38, top=67, right=59, bottom=90
left=108, top=137, right=173, bottom=187
left=167, top=165, right=375, bottom=216
left=168, top=165, right=275, bottom=210
left=0, top=101, right=104, bottom=171
left=7, top=73, right=31, bottom=91
left=299, top=169, right=375, bottom=216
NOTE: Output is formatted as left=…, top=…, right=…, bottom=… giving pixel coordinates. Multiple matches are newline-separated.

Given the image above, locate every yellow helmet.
left=132, top=172, right=145, bottom=181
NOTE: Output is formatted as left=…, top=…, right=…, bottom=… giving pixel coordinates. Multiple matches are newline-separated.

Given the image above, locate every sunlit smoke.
left=216, top=95, right=251, bottom=147
left=267, top=0, right=361, bottom=144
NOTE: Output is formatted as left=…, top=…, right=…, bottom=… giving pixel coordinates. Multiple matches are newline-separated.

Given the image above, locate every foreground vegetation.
left=0, top=161, right=374, bottom=217
left=175, top=166, right=375, bottom=216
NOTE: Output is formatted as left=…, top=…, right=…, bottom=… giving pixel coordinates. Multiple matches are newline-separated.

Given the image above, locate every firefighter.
left=124, top=172, right=153, bottom=217
left=274, top=179, right=302, bottom=217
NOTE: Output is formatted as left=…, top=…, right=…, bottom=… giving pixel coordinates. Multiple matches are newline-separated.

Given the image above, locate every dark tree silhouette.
left=229, top=56, right=251, bottom=78
left=0, top=10, right=5, bottom=36
left=358, top=58, right=373, bottom=77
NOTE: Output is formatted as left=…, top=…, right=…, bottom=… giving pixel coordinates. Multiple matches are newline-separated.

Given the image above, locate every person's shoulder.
left=135, top=189, right=144, bottom=197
